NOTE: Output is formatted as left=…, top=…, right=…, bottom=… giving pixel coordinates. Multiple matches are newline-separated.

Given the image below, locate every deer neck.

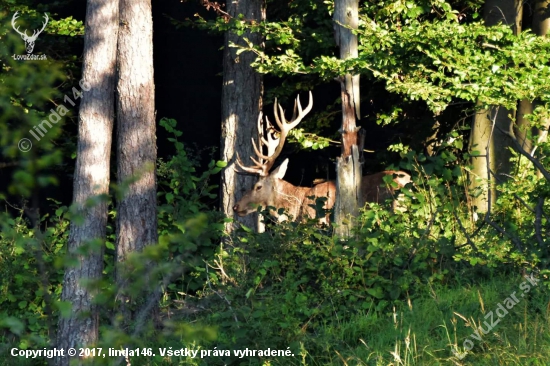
left=272, top=179, right=310, bottom=220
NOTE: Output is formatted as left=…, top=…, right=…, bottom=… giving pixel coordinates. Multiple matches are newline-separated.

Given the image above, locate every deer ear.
left=272, top=159, right=289, bottom=179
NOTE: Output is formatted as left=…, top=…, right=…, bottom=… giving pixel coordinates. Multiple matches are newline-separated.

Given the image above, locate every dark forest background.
left=2, top=0, right=550, bottom=365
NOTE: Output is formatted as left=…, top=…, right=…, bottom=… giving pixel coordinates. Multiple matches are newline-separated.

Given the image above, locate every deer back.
left=299, top=180, right=337, bottom=222
left=361, top=170, right=411, bottom=203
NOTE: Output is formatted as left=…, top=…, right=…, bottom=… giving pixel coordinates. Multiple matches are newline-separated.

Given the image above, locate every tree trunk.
left=333, top=0, right=361, bottom=237
left=515, top=0, right=550, bottom=163
left=56, top=0, right=118, bottom=364
left=532, top=0, right=550, bottom=155
left=334, top=145, right=362, bottom=236
left=516, top=99, right=534, bottom=153
left=115, top=0, right=157, bottom=318
left=468, top=0, right=521, bottom=214
left=533, top=0, right=550, bottom=36
left=220, top=0, right=265, bottom=233
left=483, top=0, right=522, bottom=33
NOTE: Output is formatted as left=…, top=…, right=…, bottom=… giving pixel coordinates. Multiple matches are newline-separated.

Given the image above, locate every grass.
left=285, top=275, right=550, bottom=365
left=2, top=275, right=548, bottom=366
left=121, top=273, right=550, bottom=365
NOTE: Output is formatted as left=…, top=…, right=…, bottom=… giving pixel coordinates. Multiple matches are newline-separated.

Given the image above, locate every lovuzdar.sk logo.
left=11, top=11, right=49, bottom=61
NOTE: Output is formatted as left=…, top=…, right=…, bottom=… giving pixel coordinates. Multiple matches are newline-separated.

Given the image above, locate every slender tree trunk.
left=468, top=0, right=521, bottom=213
left=333, top=0, right=362, bottom=237
left=515, top=0, right=550, bottom=162
left=533, top=0, right=550, bottom=35
left=115, top=0, right=157, bottom=319
left=56, top=0, right=118, bottom=364
left=220, top=0, right=265, bottom=233
left=532, top=0, right=550, bottom=155
left=516, top=99, right=534, bottom=152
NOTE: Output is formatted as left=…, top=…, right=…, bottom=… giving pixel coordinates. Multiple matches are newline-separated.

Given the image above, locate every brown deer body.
left=233, top=159, right=337, bottom=222
left=232, top=92, right=410, bottom=223
left=233, top=161, right=410, bottom=222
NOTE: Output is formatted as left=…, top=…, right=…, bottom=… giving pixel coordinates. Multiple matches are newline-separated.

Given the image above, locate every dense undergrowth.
left=1, top=122, right=549, bottom=365
left=2, top=1, right=550, bottom=364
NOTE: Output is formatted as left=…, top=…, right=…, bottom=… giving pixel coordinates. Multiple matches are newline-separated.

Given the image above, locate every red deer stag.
left=233, top=92, right=410, bottom=223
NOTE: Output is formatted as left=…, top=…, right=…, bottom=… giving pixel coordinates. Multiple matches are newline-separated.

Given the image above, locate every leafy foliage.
left=157, top=117, right=227, bottom=293
left=2, top=0, right=550, bottom=365
left=0, top=202, right=68, bottom=350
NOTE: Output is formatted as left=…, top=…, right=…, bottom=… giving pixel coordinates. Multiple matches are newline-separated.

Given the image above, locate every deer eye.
left=255, top=185, right=262, bottom=191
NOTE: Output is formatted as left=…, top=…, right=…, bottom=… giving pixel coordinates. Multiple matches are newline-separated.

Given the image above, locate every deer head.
left=12, top=11, right=49, bottom=54
left=233, top=92, right=314, bottom=219
left=233, top=159, right=292, bottom=217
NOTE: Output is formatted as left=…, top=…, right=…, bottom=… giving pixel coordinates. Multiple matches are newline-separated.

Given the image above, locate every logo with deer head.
left=12, top=11, right=49, bottom=54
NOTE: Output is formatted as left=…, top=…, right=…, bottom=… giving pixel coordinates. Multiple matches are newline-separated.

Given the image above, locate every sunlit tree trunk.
left=56, top=0, right=118, bottom=364
left=115, top=0, right=157, bottom=319
left=333, top=0, right=362, bottom=237
left=220, top=0, right=265, bottom=233
left=468, top=0, right=522, bottom=214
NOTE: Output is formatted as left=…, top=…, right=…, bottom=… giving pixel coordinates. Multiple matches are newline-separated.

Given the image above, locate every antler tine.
left=236, top=92, right=313, bottom=177
left=264, top=91, right=313, bottom=168
left=251, top=137, right=271, bottom=161
left=291, top=98, right=298, bottom=121
left=272, top=97, right=285, bottom=131
left=257, top=111, right=270, bottom=146
left=11, top=11, right=27, bottom=37
left=287, top=91, right=313, bottom=130
left=42, top=13, right=49, bottom=28
left=264, top=116, right=280, bottom=157
left=249, top=155, right=264, bottom=167
left=260, top=135, right=269, bottom=147
left=33, top=13, right=48, bottom=37
left=257, top=111, right=264, bottom=136
left=273, top=91, right=313, bottom=133
left=236, top=111, right=277, bottom=176
left=12, top=11, right=19, bottom=25
left=235, top=153, right=264, bottom=175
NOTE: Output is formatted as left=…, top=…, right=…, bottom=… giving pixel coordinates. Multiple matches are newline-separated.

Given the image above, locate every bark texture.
left=115, top=0, right=157, bottom=299
left=515, top=0, right=550, bottom=158
left=56, top=0, right=118, bottom=364
left=469, top=107, right=516, bottom=212
left=334, top=146, right=363, bottom=237
left=468, top=0, right=521, bottom=213
left=220, top=0, right=265, bottom=233
left=333, top=0, right=362, bottom=237
left=333, top=0, right=360, bottom=120
left=533, top=0, right=550, bottom=36
left=516, top=99, right=534, bottom=152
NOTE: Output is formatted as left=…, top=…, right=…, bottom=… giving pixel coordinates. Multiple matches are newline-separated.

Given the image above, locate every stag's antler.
left=11, top=11, right=26, bottom=38
left=12, top=12, right=48, bottom=40
left=33, top=13, right=49, bottom=39
left=236, top=91, right=313, bottom=176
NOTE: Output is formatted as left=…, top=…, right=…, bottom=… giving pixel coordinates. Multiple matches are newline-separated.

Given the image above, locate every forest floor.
left=172, top=274, right=550, bottom=366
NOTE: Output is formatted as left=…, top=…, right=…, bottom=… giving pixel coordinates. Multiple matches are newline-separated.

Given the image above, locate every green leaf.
left=56, top=301, right=72, bottom=318
left=366, top=287, right=384, bottom=299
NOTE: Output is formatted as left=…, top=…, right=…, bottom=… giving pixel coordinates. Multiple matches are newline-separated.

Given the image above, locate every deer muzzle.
left=232, top=203, right=247, bottom=216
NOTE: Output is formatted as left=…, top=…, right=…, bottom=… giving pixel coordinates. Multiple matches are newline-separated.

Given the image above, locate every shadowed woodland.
left=1, top=0, right=550, bottom=365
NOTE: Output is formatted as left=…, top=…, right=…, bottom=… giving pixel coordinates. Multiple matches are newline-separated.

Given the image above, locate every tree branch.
left=453, top=209, right=479, bottom=252
left=495, top=125, right=550, bottom=181
left=485, top=215, right=524, bottom=252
